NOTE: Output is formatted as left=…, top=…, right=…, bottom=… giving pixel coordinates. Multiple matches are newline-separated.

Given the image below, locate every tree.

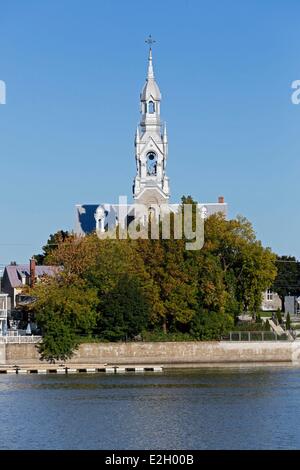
left=286, top=312, right=291, bottom=330
left=30, top=199, right=279, bottom=347
left=30, top=276, right=99, bottom=362
left=37, top=311, right=78, bottom=363
left=272, top=256, right=300, bottom=311
left=34, top=230, right=70, bottom=265
left=98, top=275, right=150, bottom=341
left=136, top=236, right=198, bottom=333
left=204, top=214, right=277, bottom=312
left=190, top=308, right=234, bottom=340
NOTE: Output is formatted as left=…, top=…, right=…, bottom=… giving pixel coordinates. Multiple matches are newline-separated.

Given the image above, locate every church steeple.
left=147, top=47, right=154, bottom=79
left=133, top=40, right=170, bottom=205
left=140, top=46, right=162, bottom=131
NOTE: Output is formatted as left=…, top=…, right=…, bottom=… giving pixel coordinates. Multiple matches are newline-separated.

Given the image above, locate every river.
left=1, top=366, right=300, bottom=449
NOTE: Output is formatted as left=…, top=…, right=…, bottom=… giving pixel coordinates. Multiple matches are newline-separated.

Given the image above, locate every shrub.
left=276, top=309, right=283, bottom=325
left=190, top=309, right=234, bottom=341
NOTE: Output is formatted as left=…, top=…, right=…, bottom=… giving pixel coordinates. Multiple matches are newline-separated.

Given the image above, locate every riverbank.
left=1, top=340, right=300, bottom=368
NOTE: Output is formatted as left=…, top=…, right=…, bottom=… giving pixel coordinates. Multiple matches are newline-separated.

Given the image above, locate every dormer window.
left=148, top=101, right=155, bottom=113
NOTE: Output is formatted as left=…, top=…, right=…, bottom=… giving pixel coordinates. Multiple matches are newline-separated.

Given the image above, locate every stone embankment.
left=1, top=340, right=300, bottom=371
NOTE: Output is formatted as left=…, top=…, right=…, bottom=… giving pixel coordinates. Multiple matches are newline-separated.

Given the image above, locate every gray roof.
left=5, top=265, right=59, bottom=288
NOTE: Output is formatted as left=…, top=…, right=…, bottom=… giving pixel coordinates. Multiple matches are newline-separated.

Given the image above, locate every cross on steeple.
left=145, top=34, right=156, bottom=49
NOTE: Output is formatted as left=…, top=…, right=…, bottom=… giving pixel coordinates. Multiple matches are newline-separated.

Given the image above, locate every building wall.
left=3, top=341, right=300, bottom=365
left=261, top=290, right=282, bottom=311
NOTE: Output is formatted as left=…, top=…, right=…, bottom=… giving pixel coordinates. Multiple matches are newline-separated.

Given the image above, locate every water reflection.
left=1, top=367, right=300, bottom=449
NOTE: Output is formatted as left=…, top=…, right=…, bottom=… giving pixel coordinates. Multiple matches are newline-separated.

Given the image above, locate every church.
left=75, top=44, right=227, bottom=236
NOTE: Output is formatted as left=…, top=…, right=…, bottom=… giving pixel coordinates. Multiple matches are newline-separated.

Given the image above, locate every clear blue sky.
left=0, top=0, right=299, bottom=266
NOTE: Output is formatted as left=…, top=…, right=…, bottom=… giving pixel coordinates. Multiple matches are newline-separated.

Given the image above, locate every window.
left=266, top=289, right=273, bottom=301
left=146, top=152, right=157, bottom=176
left=148, top=101, right=155, bottom=113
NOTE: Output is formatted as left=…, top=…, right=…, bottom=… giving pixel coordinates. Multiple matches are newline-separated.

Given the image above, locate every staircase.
left=262, top=317, right=294, bottom=341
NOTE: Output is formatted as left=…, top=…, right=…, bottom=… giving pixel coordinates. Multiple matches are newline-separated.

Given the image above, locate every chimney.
left=30, top=258, right=36, bottom=287
left=218, top=196, right=225, bottom=204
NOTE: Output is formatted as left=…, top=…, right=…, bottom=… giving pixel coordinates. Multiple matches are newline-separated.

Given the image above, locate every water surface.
left=1, top=366, right=300, bottom=449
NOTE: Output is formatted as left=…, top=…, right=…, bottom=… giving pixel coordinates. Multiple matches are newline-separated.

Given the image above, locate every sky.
left=0, top=0, right=300, bottom=267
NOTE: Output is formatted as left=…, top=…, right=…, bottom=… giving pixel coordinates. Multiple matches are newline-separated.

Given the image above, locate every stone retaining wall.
left=3, top=340, right=300, bottom=366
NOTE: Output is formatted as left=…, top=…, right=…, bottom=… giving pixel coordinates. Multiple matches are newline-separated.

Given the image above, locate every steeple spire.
left=147, top=48, right=154, bottom=80
left=145, top=34, right=156, bottom=81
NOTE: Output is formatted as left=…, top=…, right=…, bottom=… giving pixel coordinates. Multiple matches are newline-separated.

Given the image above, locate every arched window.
left=148, top=101, right=155, bottom=113
left=147, top=152, right=157, bottom=176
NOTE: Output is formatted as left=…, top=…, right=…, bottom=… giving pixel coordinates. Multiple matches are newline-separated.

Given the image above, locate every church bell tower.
left=133, top=40, right=170, bottom=206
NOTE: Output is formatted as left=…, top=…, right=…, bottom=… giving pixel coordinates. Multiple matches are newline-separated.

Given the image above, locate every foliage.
left=231, top=322, right=270, bottom=332
left=265, top=319, right=271, bottom=331
left=203, top=214, right=277, bottom=312
left=286, top=312, right=291, bottom=330
left=30, top=276, right=99, bottom=362
left=276, top=309, right=283, bottom=325
left=34, top=230, right=70, bottom=265
left=37, top=312, right=78, bottom=363
left=97, top=274, right=150, bottom=341
left=141, top=330, right=193, bottom=342
left=190, top=309, right=234, bottom=340
left=28, top=197, right=279, bottom=358
left=272, top=256, right=300, bottom=310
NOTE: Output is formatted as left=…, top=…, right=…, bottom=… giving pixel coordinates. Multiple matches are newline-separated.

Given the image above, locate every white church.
left=75, top=44, right=227, bottom=235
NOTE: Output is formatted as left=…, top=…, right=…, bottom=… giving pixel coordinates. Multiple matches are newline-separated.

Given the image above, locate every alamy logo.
left=291, top=80, right=300, bottom=104
left=94, top=196, right=205, bottom=251
left=0, top=80, right=6, bottom=104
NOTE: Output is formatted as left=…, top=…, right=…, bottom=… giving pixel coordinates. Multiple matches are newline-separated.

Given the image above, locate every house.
left=261, top=289, right=282, bottom=312
left=1, top=258, right=59, bottom=310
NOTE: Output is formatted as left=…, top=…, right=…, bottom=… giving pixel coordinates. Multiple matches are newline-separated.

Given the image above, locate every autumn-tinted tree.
left=34, top=230, right=70, bottom=265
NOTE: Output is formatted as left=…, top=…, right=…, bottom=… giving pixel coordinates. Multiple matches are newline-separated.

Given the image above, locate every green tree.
left=190, top=309, right=234, bottom=340
left=37, top=311, right=78, bottom=363
left=136, top=236, right=198, bottom=333
left=98, top=275, right=150, bottom=341
left=286, top=312, right=291, bottom=330
left=30, top=276, right=99, bottom=361
left=204, top=214, right=277, bottom=312
left=272, top=256, right=300, bottom=311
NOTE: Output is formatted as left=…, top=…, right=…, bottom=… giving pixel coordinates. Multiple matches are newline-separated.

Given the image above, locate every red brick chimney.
left=218, top=196, right=225, bottom=204
left=30, top=258, right=36, bottom=287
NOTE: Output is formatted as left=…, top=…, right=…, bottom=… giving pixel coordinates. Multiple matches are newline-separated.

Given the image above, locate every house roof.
left=4, top=264, right=59, bottom=288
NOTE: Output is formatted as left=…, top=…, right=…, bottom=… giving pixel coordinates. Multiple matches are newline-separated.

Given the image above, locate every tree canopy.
left=29, top=199, right=278, bottom=361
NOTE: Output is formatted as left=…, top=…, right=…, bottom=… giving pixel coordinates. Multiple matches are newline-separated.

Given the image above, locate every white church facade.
left=75, top=46, right=227, bottom=236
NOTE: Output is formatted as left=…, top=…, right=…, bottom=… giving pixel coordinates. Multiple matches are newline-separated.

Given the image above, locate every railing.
left=222, top=331, right=295, bottom=342
left=0, top=336, right=42, bottom=343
